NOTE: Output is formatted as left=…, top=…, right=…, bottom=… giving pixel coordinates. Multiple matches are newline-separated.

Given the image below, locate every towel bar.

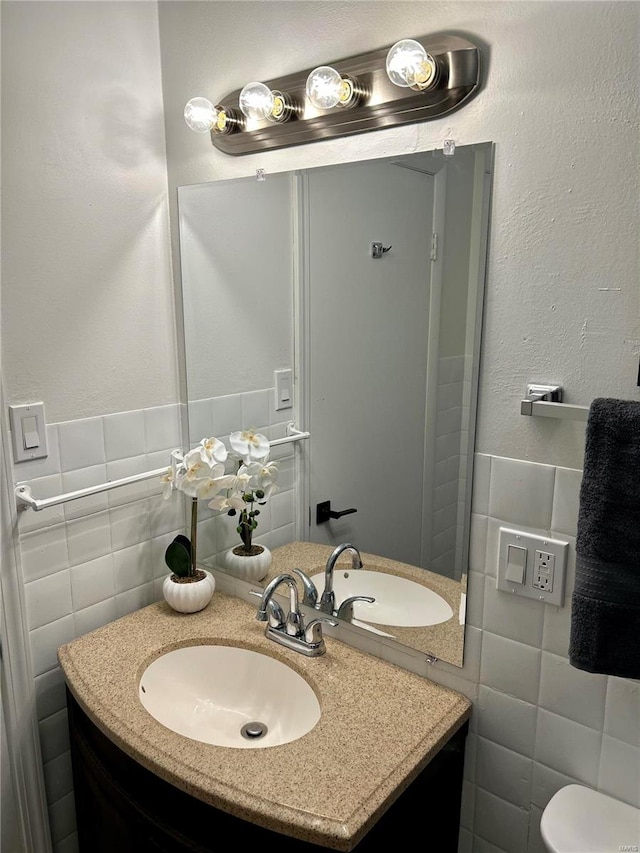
left=15, top=423, right=311, bottom=512
left=269, top=424, right=311, bottom=446
left=15, top=467, right=171, bottom=513
left=520, top=384, right=589, bottom=422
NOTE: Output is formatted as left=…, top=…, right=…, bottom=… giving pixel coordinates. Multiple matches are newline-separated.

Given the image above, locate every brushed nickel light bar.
left=183, top=34, right=481, bottom=156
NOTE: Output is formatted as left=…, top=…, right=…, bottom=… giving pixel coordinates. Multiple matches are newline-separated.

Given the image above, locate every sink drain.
left=241, top=721, right=268, bottom=740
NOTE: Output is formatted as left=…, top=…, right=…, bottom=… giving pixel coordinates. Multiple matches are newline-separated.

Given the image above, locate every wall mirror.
left=177, top=141, right=494, bottom=667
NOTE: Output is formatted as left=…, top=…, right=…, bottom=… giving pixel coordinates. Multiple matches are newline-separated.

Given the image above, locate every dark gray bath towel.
left=569, top=397, right=640, bottom=679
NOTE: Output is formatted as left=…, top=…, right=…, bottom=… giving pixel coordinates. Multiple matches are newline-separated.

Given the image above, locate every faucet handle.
left=291, top=568, right=318, bottom=608
left=304, top=616, right=338, bottom=646
left=335, top=595, right=375, bottom=622
left=249, top=590, right=285, bottom=629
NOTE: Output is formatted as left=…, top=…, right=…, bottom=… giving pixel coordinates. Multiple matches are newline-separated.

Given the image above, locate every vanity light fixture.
left=238, top=82, right=296, bottom=124
left=184, top=33, right=481, bottom=155
left=386, top=39, right=439, bottom=90
left=305, top=66, right=366, bottom=110
left=183, top=96, right=243, bottom=135
left=183, top=97, right=218, bottom=133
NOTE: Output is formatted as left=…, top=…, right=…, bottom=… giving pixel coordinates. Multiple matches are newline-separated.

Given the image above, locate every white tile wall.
left=11, top=394, right=297, bottom=853
left=449, top=453, right=639, bottom=853
left=12, top=425, right=640, bottom=853
left=598, top=735, right=640, bottom=808
left=488, top=457, right=555, bottom=530
left=433, top=356, right=467, bottom=576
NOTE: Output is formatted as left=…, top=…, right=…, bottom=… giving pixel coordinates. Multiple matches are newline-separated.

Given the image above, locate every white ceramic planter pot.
left=162, top=570, right=215, bottom=614
left=224, top=545, right=272, bottom=583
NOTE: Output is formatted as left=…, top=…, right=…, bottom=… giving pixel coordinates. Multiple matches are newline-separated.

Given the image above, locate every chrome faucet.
left=318, top=543, right=373, bottom=617
left=253, top=573, right=337, bottom=657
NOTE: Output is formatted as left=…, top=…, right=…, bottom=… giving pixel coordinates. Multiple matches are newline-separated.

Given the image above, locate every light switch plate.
left=497, top=527, right=568, bottom=607
left=274, top=369, right=293, bottom=411
left=9, top=402, right=48, bottom=463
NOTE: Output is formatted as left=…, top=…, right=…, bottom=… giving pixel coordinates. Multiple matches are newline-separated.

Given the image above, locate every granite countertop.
left=58, top=592, right=471, bottom=851
left=267, top=542, right=466, bottom=665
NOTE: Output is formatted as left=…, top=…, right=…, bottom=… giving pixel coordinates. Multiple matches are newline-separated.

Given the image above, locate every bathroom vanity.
left=59, top=593, right=471, bottom=852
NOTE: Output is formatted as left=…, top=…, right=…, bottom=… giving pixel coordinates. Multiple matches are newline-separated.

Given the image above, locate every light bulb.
left=386, top=39, right=437, bottom=90
left=184, top=97, right=218, bottom=133
left=306, top=66, right=345, bottom=110
left=239, top=82, right=275, bottom=121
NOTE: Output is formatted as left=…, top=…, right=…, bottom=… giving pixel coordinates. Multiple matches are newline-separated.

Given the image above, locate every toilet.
left=541, top=784, right=640, bottom=853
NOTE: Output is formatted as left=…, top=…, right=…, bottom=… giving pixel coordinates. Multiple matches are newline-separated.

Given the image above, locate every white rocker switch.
left=22, top=416, right=40, bottom=449
left=505, top=544, right=527, bottom=584
left=274, top=369, right=293, bottom=411
left=9, top=402, right=48, bottom=463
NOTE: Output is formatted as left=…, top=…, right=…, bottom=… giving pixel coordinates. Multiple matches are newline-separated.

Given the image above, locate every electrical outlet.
left=533, top=550, right=555, bottom=592
left=497, top=528, right=568, bottom=606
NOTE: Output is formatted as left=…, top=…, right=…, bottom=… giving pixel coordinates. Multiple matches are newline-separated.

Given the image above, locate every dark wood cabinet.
left=67, top=688, right=467, bottom=853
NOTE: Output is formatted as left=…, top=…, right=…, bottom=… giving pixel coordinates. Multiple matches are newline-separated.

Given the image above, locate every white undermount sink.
left=138, top=644, right=320, bottom=749
left=310, top=568, right=454, bottom=628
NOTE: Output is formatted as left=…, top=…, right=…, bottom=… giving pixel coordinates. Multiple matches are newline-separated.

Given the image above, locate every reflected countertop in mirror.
left=264, top=542, right=466, bottom=667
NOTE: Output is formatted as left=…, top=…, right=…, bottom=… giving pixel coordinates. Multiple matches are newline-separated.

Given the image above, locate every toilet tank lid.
left=540, top=784, right=640, bottom=853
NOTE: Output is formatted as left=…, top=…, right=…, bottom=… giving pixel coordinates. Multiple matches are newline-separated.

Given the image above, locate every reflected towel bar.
left=15, top=423, right=311, bottom=512
left=520, top=384, right=589, bottom=422
left=15, top=466, right=171, bottom=513
left=270, top=424, right=311, bottom=446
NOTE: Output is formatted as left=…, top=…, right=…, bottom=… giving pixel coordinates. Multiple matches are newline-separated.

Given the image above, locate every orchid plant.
left=161, top=430, right=278, bottom=578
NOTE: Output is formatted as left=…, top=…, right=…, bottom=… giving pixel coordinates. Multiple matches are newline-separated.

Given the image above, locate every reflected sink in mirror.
left=309, top=568, right=454, bottom=628
left=139, top=645, right=320, bottom=749
left=261, top=542, right=466, bottom=666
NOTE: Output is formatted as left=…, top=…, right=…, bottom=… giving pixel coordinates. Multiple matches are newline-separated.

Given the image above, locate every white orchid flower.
left=259, top=481, right=279, bottom=501
left=181, top=446, right=209, bottom=475
left=237, top=461, right=279, bottom=501
left=197, top=436, right=228, bottom=465
left=229, top=429, right=270, bottom=463
left=175, top=447, right=215, bottom=496
left=238, top=461, right=276, bottom=488
left=258, top=461, right=278, bottom=489
left=160, top=449, right=185, bottom=500
left=233, top=470, right=253, bottom=492
left=193, top=468, right=237, bottom=501
left=160, top=467, right=175, bottom=500
left=208, top=493, right=247, bottom=513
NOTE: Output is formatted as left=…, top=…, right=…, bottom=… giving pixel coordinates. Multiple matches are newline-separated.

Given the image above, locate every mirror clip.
left=371, top=242, right=392, bottom=259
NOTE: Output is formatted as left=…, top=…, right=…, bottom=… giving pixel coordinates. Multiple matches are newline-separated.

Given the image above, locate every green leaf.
left=164, top=537, right=192, bottom=578
left=173, top=534, right=192, bottom=557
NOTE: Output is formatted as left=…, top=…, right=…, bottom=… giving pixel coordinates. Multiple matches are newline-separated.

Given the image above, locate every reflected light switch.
left=274, top=369, right=293, bottom=411
left=505, top=545, right=527, bottom=584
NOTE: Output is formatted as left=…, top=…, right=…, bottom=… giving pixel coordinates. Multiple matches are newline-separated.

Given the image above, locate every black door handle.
left=316, top=501, right=358, bottom=525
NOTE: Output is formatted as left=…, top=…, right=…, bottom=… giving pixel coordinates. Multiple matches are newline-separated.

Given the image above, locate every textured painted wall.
left=158, top=0, right=640, bottom=471
left=1, top=1, right=177, bottom=423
